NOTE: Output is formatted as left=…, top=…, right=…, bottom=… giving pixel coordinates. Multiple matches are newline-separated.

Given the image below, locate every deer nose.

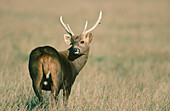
left=73, top=48, right=80, bottom=54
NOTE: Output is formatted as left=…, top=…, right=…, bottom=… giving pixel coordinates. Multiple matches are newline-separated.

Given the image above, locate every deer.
left=28, top=11, right=102, bottom=106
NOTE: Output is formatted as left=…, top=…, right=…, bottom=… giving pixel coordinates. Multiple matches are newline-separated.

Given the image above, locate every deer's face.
left=60, top=11, right=102, bottom=55
left=64, top=33, right=93, bottom=55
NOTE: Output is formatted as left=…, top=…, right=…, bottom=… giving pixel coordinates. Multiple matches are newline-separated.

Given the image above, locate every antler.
left=60, top=11, right=102, bottom=36
left=60, top=16, right=74, bottom=36
left=83, top=11, right=102, bottom=34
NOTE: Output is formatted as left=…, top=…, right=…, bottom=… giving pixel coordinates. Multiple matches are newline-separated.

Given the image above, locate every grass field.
left=0, top=0, right=170, bottom=110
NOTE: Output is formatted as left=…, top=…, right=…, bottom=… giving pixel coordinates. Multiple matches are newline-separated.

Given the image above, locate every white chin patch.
left=74, top=52, right=80, bottom=54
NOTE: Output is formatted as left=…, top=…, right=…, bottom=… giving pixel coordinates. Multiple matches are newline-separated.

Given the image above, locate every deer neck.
left=59, top=47, right=89, bottom=74
left=68, top=47, right=89, bottom=73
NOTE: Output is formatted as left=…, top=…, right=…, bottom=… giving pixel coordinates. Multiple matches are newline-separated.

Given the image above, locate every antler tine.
left=67, top=24, right=74, bottom=36
left=85, top=11, right=102, bottom=34
left=60, top=16, right=73, bottom=36
left=83, top=21, right=88, bottom=34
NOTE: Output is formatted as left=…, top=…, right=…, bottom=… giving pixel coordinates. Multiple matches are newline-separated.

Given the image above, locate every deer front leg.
left=63, top=86, right=71, bottom=106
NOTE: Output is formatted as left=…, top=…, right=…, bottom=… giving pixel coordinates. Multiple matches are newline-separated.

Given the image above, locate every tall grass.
left=0, top=0, right=169, bottom=110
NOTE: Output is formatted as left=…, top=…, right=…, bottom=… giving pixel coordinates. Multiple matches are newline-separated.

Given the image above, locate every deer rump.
left=41, top=55, right=52, bottom=91
left=29, top=46, right=62, bottom=91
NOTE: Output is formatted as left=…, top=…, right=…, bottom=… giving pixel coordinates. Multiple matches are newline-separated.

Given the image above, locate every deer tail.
left=42, top=56, right=51, bottom=85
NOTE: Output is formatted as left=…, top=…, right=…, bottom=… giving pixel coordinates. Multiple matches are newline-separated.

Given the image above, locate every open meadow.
left=0, top=0, right=169, bottom=110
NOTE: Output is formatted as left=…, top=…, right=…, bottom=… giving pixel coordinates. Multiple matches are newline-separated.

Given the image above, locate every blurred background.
left=0, top=0, right=169, bottom=110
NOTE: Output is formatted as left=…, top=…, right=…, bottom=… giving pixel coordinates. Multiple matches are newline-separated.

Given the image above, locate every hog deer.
left=28, top=11, right=102, bottom=105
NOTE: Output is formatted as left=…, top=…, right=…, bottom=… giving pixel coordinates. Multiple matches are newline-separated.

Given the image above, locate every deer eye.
left=80, top=41, right=84, bottom=44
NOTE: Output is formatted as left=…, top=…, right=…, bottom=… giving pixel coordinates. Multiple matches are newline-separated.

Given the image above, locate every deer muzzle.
left=73, top=48, right=80, bottom=55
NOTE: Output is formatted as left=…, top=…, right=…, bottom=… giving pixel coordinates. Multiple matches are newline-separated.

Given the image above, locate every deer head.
left=60, top=11, right=102, bottom=55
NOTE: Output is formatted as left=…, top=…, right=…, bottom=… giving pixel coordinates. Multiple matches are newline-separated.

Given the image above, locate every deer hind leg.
left=51, top=83, right=60, bottom=100
left=32, top=66, right=43, bottom=103
left=49, top=61, right=62, bottom=103
left=33, top=81, right=43, bottom=103
left=50, top=72, right=61, bottom=103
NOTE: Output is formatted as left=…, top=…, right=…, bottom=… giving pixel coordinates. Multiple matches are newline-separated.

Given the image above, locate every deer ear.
left=64, top=34, right=72, bottom=45
left=86, top=32, right=93, bottom=43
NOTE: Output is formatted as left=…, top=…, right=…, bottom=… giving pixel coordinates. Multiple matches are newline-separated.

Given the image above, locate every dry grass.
left=0, top=0, right=169, bottom=110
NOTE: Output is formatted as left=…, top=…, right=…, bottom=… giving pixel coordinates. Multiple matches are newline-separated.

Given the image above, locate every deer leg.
left=63, top=86, right=71, bottom=106
left=50, top=68, right=61, bottom=103
left=30, top=64, right=43, bottom=104
left=32, top=82, right=43, bottom=103
left=51, top=74, right=61, bottom=103
left=51, top=85, right=60, bottom=101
